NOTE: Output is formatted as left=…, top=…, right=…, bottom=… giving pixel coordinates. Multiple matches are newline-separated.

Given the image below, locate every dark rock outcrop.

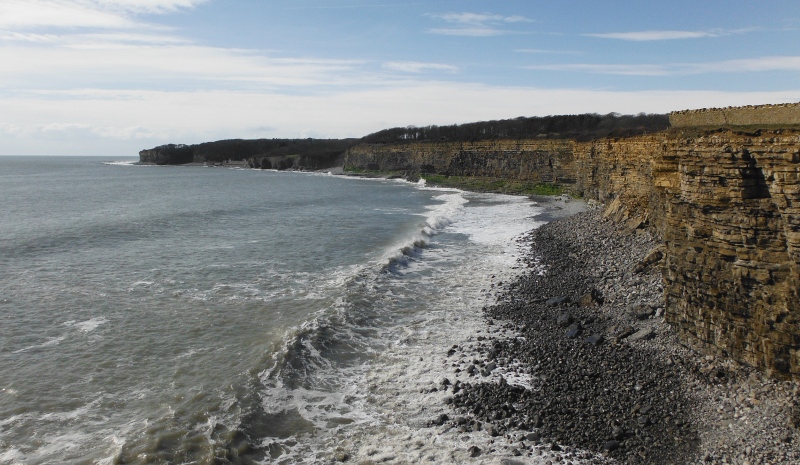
left=139, top=138, right=356, bottom=169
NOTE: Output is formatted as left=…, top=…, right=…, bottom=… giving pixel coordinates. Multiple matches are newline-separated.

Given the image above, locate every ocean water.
left=0, top=156, right=547, bottom=464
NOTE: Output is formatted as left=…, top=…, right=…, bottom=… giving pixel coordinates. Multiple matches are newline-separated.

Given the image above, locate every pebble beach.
left=437, top=202, right=800, bottom=464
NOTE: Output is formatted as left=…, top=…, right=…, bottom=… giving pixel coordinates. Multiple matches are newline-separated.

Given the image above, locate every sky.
left=1, top=0, right=800, bottom=155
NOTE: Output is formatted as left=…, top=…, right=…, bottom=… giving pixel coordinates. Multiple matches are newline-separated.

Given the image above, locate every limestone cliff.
left=343, top=128, right=800, bottom=378
left=656, top=131, right=800, bottom=377
left=344, top=139, right=576, bottom=184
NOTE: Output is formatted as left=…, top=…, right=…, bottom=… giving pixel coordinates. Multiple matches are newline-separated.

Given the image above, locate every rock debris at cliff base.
left=442, top=210, right=800, bottom=464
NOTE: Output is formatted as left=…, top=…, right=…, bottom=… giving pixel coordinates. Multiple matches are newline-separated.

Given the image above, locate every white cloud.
left=382, top=61, right=458, bottom=73
left=427, top=12, right=533, bottom=37
left=1, top=30, right=192, bottom=44
left=515, top=48, right=580, bottom=55
left=503, top=15, right=533, bottom=24
left=428, top=27, right=505, bottom=37
left=74, top=32, right=194, bottom=44
left=525, top=56, right=800, bottom=76
left=585, top=30, right=718, bottom=41
left=0, top=39, right=367, bottom=89
left=435, top=13, right=533, bottom=25
left=584, top=28, right=759, bottom=41
left=0, top=0, right=135, bottom=29
left=526, top=63, right=671, bottom=76
left=92, top=0, right=208, bottom=14
left=0, top=0, right=206, bottom=30
left=698, top=56, right=800, bottom=73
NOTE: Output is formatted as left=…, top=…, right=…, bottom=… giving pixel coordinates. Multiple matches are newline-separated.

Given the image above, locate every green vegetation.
left=341, top=168, right=568, bottom=196
left=420, top=174, right=566, bottom=196
left=343, top=166, right=407, bottom=177
left=342, top=166, right=368, bottom=174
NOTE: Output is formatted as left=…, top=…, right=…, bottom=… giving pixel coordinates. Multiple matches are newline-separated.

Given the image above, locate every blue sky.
left=2, top=0, right=799, bottom=155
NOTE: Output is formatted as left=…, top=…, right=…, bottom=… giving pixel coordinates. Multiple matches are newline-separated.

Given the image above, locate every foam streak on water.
left=0, top=157, right=551, bottom=464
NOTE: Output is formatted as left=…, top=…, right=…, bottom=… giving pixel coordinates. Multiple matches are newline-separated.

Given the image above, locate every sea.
left=0, top=156, right=549, bottom=464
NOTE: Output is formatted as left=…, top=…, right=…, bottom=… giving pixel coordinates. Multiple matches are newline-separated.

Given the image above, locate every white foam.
left=0, top=448, right=24, bottom=463
left=66, top=317, right=108, bottom=333
left=1, top=417, right=131, bottom=465
left=272, top=190, right=607, bottom=464
left=452, top=194, right=545, bottom=245
left=377, top=191, right=470, bottom=268
left=245, top=191, right=538, bottom=463
left=94, top=436, right=125, bottom=465
left=39, top=401, right=97, bottom=422
left=102, top=160, right=137, bottom=166
left=13, top=335, right=67, bottom=353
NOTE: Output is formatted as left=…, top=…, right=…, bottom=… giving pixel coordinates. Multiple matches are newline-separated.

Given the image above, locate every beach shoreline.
left=439, top=208, right=800, bottom=464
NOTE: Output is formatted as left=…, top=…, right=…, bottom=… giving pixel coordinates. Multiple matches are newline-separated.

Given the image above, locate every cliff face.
left=345, top=140, right=576, bottom=184
left=139, top=144, right=194, bottom=165
left=657, top=132, right=800, bottom=377
left=245, top=152, right=344, bottom=171
left=343, top=129, right=800, bottom=378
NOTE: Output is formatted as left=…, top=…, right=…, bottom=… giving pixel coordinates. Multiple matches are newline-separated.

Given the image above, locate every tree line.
left=141, top=113, right=671, bottom=165
left=360, top=113, right=670, bottom=144
left=143, top=138, right=358, bottom=164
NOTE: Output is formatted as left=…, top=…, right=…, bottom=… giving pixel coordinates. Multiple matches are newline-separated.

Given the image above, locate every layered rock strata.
left=657, top=132, right=800, bottom=378
left=344, top=140, right=575, bottom=184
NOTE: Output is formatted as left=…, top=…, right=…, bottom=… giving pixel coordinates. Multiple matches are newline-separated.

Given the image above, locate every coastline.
left=118, top=161, right=800, bottom=463
left=442, top=208, right=800, bottom=464
left=314, top=168, right=793, bottom=463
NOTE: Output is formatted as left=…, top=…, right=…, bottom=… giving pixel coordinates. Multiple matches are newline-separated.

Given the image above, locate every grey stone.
left=547, top=296, right=570, bottom=306
left=604, top=440, right=620, bottom=451
left=565, top=324, right=582, bottom=339
left=556, top=313, right=574, bottom=327
left=628, top=327, right=655, bottom=342
left=630, top=303, right=654, bottom=320
left=585, top=334, right=604, bottom=345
